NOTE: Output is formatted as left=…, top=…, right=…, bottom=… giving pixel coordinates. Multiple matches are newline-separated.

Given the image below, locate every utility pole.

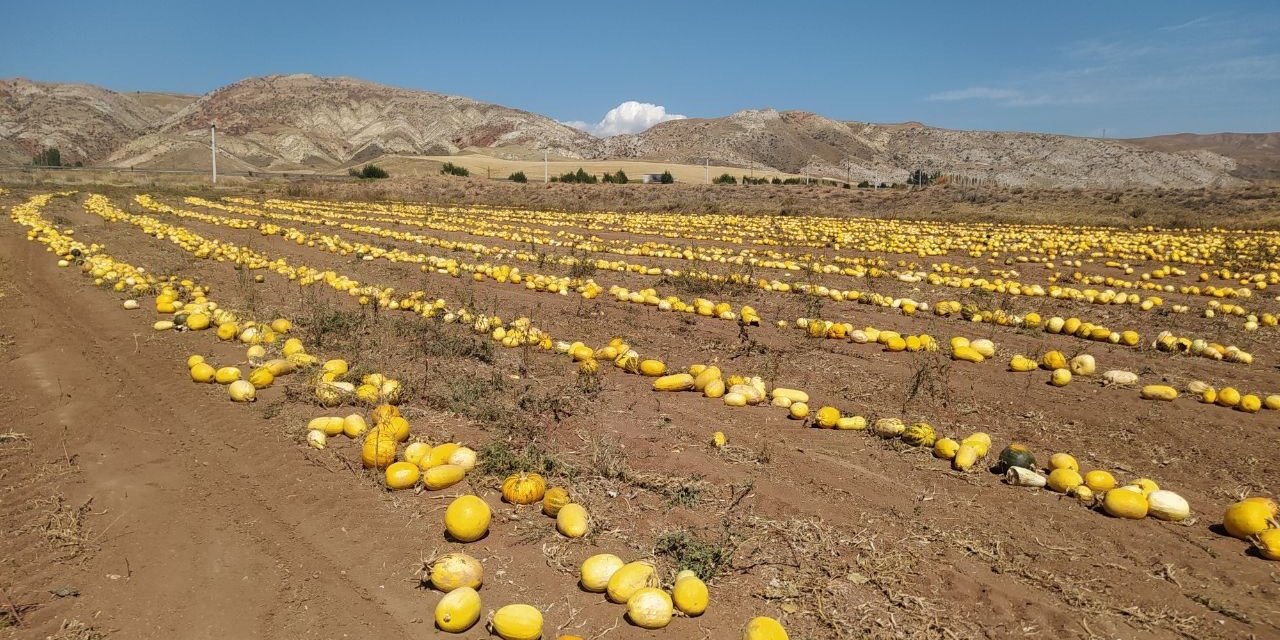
left=210, top=124, right=218, bottom=184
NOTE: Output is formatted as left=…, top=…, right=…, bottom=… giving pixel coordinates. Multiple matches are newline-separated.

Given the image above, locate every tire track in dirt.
left=0, top=223, right=421, bottom=639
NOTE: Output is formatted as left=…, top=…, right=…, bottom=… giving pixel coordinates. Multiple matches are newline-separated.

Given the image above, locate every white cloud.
left=565, top=101, right=687, bottom=137
left=927, top=87, right=1023, bottom=102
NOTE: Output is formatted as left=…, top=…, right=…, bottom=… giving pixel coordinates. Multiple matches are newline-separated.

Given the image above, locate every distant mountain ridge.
left=1126, top=132, right=1280, bottom=182
left=1, top=74, right=1272, bottom=188
left=0, top=77, right=192, bottom=164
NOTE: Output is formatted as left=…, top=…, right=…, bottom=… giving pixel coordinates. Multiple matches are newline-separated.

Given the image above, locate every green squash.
left=996, top=443, right=1036, bottom=472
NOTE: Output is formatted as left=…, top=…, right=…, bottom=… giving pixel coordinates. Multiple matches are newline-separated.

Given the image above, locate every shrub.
left=441, top=162, right=470, bottom=177
left=857, top=180, right=871, bottom=188
left=32, top=148, right=62, bottom=167
left=558, top=168, right=598, bottom=184
left=348, top=163, right=389, bottom=179
left=712, top=173, right=737, bottom=185
left=771, top=177, right=782, bottom=185
left=602, top=170, right=629, bottom=184
left=659, top=171, right=674, bottom=184
left=509, top=171, right=528, bottom=183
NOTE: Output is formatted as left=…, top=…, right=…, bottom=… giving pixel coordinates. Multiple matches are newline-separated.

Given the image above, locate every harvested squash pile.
left=7, top=187, right=1280, bottom=640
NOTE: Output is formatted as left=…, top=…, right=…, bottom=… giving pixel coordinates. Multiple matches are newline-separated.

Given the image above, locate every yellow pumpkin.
left=542, top=487, right=570, bottom=516
left=672, top=570, right=708, bottom=616
left=815, top=406, right=841, bottom=428
left=1041, top=350, right=1067, bottom=370
left=190, top=362, right=216, bottom=383
left=579, top=553, right=624, bottom=592
left=427, top=442, right=461, bottom=467
left=626, top=587, right=673, bottom=629
left=430, top=552, right=483, bottom=591
left=1133, top=478, right=1159, bottom=496
left=403, top=441, right=432, bottom=466
left=1223, top=498, right=1278, bottom=539
left=952, top=443, right=979, bottom=471
left=835, top=416, right=867, bottom=430
left=1050, top=368, right=1072, bottom=387
left=1046, top=468, right=1083, bottom=494
left=308, top=416, right=345, bottom=437
left=228, top=380, right=256, bottom=402
left=771, top=387, right=809, bottom=404
left=216, top=322, right=238, bottom=340
left=1239, top=394, right=1262, bottom=413
left=342, top=413, right=368, bottom=438
left=1009, top=355, right=1038, bottom=372
left=607, top=561, right=656, bottom=603
left=1139, top=385, right=1178, bottom=401
left=1048, top=453, right=1079, bottom=472
left=502, top=473, right=547, bottom=505
left=960, top=432, right=992, bottom=457
left=385, top=461, right=420, bottom=490
left=1217, top=387, right=1242, bottom=407
left=424, top=464, right=466, bottom=490
left=361, top=436, right=397, bottom=469
left=491, top=603, right=542, bottom=640
left=873, top=417, right=905, bottom=439
left=933, top=437, right=960, bottom=460
left=1255, top=528, right=1280, bottom=560
left=445, top=495, right=491, bottom=542
left=435, top=586, right=481, bottom=633
left=448, top=446, right=478, bottom=470
left=703, top=378, right=726, bottom=398
left=1083, top=470, right=1116, bottom=492
left=214, top=366, right=242, bottom=384
left=743, top=616, right=789, bottom=640
left=653, top=373, right=695, bottom=391
left=556, top=503, right=589, bottom=538
left=788, top=402, right=810, bottom=420
left=370, top=403, right=400, bottom=424
left=639, top=359, right=666, bottom=376
left=248, top=366, right=274, bottom=389
left=1102, top=489, right=1149, bottom=519
left=901, top=422, right=936, bottom=447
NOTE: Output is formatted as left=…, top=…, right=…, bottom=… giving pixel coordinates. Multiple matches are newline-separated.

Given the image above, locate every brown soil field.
left=2, top=182, right=1280, bottom=640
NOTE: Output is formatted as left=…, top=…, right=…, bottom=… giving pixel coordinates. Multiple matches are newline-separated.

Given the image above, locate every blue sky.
left=3, top=0, right=1277, bottom=137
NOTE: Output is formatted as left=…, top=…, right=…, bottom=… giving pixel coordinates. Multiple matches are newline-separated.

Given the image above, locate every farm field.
left=3, top=186, right=1280, bottom=640
left=370, top=154, right=810, bottom=185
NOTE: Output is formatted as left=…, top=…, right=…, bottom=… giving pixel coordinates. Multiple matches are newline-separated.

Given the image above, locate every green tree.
left=659, top=171, right=674, bottom=184
left=32, top=147, right=62, bottom=167
left=509, top=171, right=528, bottom=183
left=712, top=173, right=737, bottom=184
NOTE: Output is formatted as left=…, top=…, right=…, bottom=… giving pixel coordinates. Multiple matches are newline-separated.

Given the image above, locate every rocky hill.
left=606, top=109, right=1246, bottom=189
left=0, top=78, right=180, bottom=164
left=2, top=74, right=1271, bottom=188
left=1127, top=132, right=1280, bottom=182
left=106, top=74, right=601, bottom=171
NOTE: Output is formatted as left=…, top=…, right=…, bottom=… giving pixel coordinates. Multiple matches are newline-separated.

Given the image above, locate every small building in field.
left=641, top=173, right=671, bottom=184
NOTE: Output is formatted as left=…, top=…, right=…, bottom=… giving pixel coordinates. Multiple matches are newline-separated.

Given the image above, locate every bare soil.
left=2, top=185, right=1279, bottom=640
